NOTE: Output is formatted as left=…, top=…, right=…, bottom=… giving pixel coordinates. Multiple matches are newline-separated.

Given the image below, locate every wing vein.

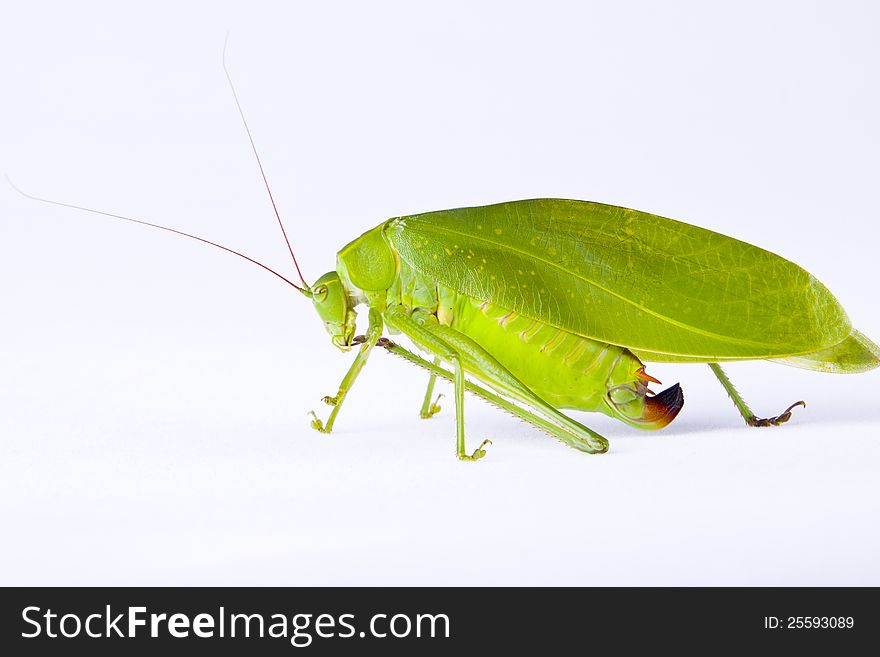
left=411, top=223, right=786, bottom=351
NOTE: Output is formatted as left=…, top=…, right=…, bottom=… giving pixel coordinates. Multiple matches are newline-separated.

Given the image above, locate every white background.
left=1, top=1, right=878, bottom=585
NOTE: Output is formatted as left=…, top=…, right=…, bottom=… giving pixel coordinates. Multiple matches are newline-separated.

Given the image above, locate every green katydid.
left=13, top=60, right=879, bottom=462
left=16, top=188, right=879, bottom=460
left=300, top=199, right=879, bottom=460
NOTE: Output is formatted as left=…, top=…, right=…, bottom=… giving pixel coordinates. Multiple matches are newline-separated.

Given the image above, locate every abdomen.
left=443, top=288, right=640, bottom=413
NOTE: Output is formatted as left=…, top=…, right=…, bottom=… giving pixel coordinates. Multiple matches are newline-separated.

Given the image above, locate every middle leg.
left=418, top=358, right=443, bottom=419
left=385, top=307, right=608, bottom=455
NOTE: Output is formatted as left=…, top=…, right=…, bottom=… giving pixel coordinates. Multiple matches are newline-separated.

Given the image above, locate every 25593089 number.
left=764, top=616, right=854, bottom=629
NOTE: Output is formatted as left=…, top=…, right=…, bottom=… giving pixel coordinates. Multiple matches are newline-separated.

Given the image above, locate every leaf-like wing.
left=767, top=330, right=880, bottom=373
left=386, top=199, right=850, bottom=359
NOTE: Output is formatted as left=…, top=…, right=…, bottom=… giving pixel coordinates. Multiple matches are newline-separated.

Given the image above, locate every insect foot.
left=459, top=439, right=492, bottom=462
left=321, top=395, right=339, bottom=406
left=746, top=401, right=806, bottom=427
left=308, top=411, right=329, bottom=433
left=420, top=394, right=443, bottom=419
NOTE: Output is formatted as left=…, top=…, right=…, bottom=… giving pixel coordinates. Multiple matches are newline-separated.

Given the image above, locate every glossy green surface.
left=388, top=199, right=853, bottom=360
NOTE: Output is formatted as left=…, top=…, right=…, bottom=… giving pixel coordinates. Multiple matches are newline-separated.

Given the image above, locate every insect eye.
left=314, top=285, right=328, bottom=301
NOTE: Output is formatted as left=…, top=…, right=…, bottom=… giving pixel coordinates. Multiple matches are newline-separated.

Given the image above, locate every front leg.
left=309, top=308, right=383, bottom=434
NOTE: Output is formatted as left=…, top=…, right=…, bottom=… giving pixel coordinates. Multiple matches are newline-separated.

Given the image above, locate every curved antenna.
left=6, top=175, right=310, bottom=295
left=222, top=34, right=310, bottom=291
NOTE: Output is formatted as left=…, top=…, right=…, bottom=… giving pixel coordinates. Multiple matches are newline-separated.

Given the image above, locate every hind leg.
left=708, top=363, right=805, bottom=427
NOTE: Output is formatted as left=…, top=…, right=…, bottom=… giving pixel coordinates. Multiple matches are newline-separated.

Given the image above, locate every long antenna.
left=222, top=34, right=309, bottom=291
left=6, top=175, right=309, bottom=295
